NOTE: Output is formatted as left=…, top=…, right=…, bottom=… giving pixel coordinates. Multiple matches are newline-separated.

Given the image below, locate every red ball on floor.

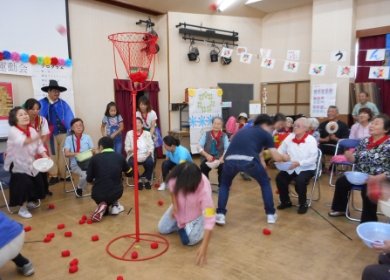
left=157, top=200, right=164, bottom=206
left=91, top=235, right=99, bottom=241
left=48, top=203, right=55, bottom=209
left=87, top=219, right=93, bottom=224
left=117, top=276, right=124, bottom=280
left=150, top=242, right=159, bottom=249
left=69, top=265, right=78, bottom=273
left=57, top=224, right=65, bottom=229
left=81, top=215, right=87, bottom=221
left=64, top=231, right=72, bottom=237
left=47, top=233, right=55, bottom=238
left=69, top=258, right=79, bottom=266
left=131, top=251, right=138, bottom=259
left=43, top=237, right=52, bottom=243
left=262, top=228, right=272, bottom=235
left=78, top=219, right=85, bottom=225
left=24, top=226, right=32, bottom=232
left=61, top=250, right=71, bottom=257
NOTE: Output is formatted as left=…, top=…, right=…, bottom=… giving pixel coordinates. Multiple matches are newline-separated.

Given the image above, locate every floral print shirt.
left=354, top=137, right=390, bottom=179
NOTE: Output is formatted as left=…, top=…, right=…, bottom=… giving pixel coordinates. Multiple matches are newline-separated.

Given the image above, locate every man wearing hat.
left=39, top=80, right=74, bottom=185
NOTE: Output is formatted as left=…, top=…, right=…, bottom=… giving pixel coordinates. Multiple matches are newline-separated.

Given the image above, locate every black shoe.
left=75, top=188, right=83, bottom=197
left=144, top=182, right=151, bottom=190
left=138, top=182, right=144, bottom=190
left=49, top=177, right=59, bottom=186
left=46, top=190, right=53, bottom=196
left=277, top=201, right=293, bottom=210
left=298, top=204, right=308, bottom=214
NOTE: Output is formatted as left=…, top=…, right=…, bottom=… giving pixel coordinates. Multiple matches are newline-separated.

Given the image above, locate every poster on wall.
left=368, top=66, right=390, bottom=79
left=0, top=82, right=13, bottom=138
left=31, top=65, right=75, bottom=114
left=310, top=83, right=337, bottom=118
left=330, top=50, right=347, bottom=62
left=0, top=61, right=32, bottom=76
left=188, top=88, right=222, bottom=154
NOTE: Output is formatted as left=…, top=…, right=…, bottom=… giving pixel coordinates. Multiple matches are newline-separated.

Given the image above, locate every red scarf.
left=16, top=125, right=32, bottom=138
left=292, top=133, right=309, bottom=145
left=74, top=134, right=82, bottom=153
left=366, top=135, right=390, bottom=150
left=137, top=129, right=144, bottom=138
left=211, top=130, right=222, bottom=147
left=238, top=123, right=244, bottom=129
left=31, top=116, right=41, bottom=131
left=141, top=112, right=148, bottom=124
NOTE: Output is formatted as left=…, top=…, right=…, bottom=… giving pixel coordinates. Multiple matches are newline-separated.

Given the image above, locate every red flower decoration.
left=51, top=57, right=59, bottom=65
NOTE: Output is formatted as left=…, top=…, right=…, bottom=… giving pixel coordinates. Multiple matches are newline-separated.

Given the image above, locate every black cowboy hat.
left=41, top=80, right=67, bottom=92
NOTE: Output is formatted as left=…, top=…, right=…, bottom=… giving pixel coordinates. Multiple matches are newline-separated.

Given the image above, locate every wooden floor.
left=1, top=158, right=386, bottom=280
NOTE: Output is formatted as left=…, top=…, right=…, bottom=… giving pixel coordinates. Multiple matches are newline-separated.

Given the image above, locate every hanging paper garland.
left=3, top=51, right=11, bottom=60
left=37, top=57, right=44, bottom=65
left=11, top=52, right=20, bottom=62
left=0, top=50, right=72, bottom=67
left=29, top=55, right=38, bottom=64
left=0, top=52, right=3, bottom=61
left=20, top=53, right=29, bottom=63
left=51, top=57, right=59, bottom=65
left=65, top=59, right=72, bottom=67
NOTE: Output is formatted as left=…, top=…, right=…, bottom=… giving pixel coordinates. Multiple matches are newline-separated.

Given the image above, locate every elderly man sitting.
left=275, top=117, right=318, bottom=214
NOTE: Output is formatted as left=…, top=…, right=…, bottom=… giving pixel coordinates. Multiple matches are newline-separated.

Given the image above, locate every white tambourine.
left=33, top=158, right=54, bottom=173
left=325, top=121, right=339, bottom=134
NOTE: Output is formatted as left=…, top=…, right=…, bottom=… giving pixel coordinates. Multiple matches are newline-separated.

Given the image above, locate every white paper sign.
left=310, top=83, right=337, bottom=117
left=236, top=46, right=247, bottom=56
left=366, top=49, right=386, bottom=61
left=249, top=103, right=261, bottom=115
left=31, top=65, right=75, bottom=114
left=330, top=50, right=347, bottom=62
left=240, top=53, right=253, bottom=64
left=309, top=64, right=327, bottom=76
left=337, top=66, right=355, bottom=78
left=260, top=58, right=275, bottom=69
left=259, top=48, right=272, bottom=58
left=220, top=47, right=233, bottom=58
left=368, top=66, right=390, bottom=79
left=283, top=60, right=299, bottom=73
left=286, top=50, right=300, bottom=61
left=0, top=61, right=32, bottom=76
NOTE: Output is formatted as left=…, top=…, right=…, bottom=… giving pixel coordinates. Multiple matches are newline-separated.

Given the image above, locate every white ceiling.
left=112, top=0, right=313, bottom=17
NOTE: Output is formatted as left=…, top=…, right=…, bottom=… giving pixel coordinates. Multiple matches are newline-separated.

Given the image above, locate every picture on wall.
left=0, top=82, right=13, bottom=120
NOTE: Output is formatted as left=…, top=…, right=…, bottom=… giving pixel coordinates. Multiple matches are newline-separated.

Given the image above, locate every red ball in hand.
left=262, top=228, right=272, bottom=235
left=131, top=251, right=138, bottom=259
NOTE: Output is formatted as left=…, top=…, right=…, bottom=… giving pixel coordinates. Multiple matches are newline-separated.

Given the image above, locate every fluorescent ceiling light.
left=218, top=0, right=238, bottom=12
left=245, top=0, right=263, bottom=4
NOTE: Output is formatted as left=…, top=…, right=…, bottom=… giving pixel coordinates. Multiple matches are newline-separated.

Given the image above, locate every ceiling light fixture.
left=245, top=0, right=263, bottom=5
left=217, top=0, right=238, bottom=12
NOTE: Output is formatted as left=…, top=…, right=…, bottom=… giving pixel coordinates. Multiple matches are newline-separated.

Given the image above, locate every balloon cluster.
left=0, top=50, right=72, bottom=67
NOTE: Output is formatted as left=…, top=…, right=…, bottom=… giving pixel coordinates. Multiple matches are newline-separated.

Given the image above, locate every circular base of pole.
left=106, top=233, right=169, bottom=261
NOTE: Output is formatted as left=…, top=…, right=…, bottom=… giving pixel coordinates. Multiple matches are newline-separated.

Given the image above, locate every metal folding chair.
left=329, top=139, right=360, bottom=187
left=0, top=167, right=12, bottom=213
left=62, top=148, right=90, bottom=197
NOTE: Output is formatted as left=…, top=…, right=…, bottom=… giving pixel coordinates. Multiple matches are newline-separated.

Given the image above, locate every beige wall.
left=167, top=12, right=262, bottom=130
left=356, top=0, right=390, bottom=30
left=260, top=5, right=312, bottom=83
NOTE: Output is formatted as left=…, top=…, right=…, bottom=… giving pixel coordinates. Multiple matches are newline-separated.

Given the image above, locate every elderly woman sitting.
left=275, top=117, right=318, bottom=214
left=328, top=114, right=390, bottom=222
left=349, top=107, right=372, bottom=140
left=198, top=117, right=229, bottom=188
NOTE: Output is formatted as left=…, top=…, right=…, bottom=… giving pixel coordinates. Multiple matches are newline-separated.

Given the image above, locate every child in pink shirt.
left=158, top=162, right=215, bottom=265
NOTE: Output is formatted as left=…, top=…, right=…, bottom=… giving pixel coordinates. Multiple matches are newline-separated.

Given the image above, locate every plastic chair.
left=0, top=156, right=12, bottom=213
left=62, top=148, right=90, bottom=197
left=329, top=139, right=360, bottom=187
left=345, top=184, right=364, bottom=222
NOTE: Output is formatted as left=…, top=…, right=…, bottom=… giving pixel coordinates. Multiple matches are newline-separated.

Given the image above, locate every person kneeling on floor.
left=87, top=136, right=132, bottom=222
left=158, top=162, right=215, bottom=266
left=0, top=211, right=34, bottom=276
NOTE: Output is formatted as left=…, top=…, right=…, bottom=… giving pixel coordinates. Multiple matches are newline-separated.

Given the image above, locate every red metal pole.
left=132, top=90, right=140, bottom=242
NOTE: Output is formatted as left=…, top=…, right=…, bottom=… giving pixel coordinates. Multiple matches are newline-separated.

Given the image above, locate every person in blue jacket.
left=39, top=80, right=74, bottom=185
left=0, top=212, right=34, bottom=276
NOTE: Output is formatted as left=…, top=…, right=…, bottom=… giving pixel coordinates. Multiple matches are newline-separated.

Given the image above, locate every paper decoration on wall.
left=368, top=66, right=390, bottom=79
left=0, top=61, right=32, bottom=76
left=0, top=82, right=13, bottom=138
left=260, top=58, right=275, bottom=69
left=310, top=83, right=337, bottom=118
left=283, top=60, right=299, bottom=73
left=309, top=64, right=327, bottom=76
left=366, top=49, right=386, bottom=61
left=259, top=48, right=272, bottom=58
left=220, top=47, right=233, bottom=58
left=337, top=66, right=355, bottom=78
left=188, top=88, right=222, bottom=154
left=286, top=50, right=300, bottom=61
left=236, top=46, right=247, bottom=56
left=240, top=53, right=253, bottom=64
left=330, top=50, right=347, bottom=62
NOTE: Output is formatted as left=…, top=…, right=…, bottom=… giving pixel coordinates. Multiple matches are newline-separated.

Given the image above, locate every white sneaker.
left=267, top=213, right=278, bottom=224
left=215, top=213, right=226, bottom=225
left=157, top=182, right=166, bottom=191
left=18, top=206, right=32, bottom=219
left=110, top=203, right=125, bottom=215
left=26, top=201, right=40, bottom=209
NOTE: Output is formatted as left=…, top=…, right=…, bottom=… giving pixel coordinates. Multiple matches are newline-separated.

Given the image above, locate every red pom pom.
left=157, top=200, right=164, bottom=206
left=57, top=223, right=65, bottom=229
left=87, top=219, right=93, bottom=224
left=131, top=251, right=138, bottom=259
left=81, top=215, right=87, bottom=221
left=51, top=57, right=59, bottom=65
left=0, top=52, right=3, bottom=61
left=209, top=3, right=218, bottom=12
left=69, top=258, right=79, bottom=266
left=64, top=231, right=72, bottom=237
left=24, top=226, right=32, bottom=232
left=47, top=233, right=55, bottom=238
left=117, top=276, right=124, bottom=280
left=69, top=265, right=78, bottom=273
left=262, top=228, right=272, bottom=235
left=91, top=235, right=99, bottom=241
left=48, top=203, right=55, bottom=209
left=29, top=55, right=38, bottom=64
left=79, top=219, right=85, bottom=225
left=43, top=237, right=52, bottom=243
left=61, top=250, right=71, bottom=257
left=150, top=242, right=159, bottom=249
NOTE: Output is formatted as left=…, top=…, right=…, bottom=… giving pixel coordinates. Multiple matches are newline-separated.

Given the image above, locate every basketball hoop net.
left=107, top=32, right=168, bottom=262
